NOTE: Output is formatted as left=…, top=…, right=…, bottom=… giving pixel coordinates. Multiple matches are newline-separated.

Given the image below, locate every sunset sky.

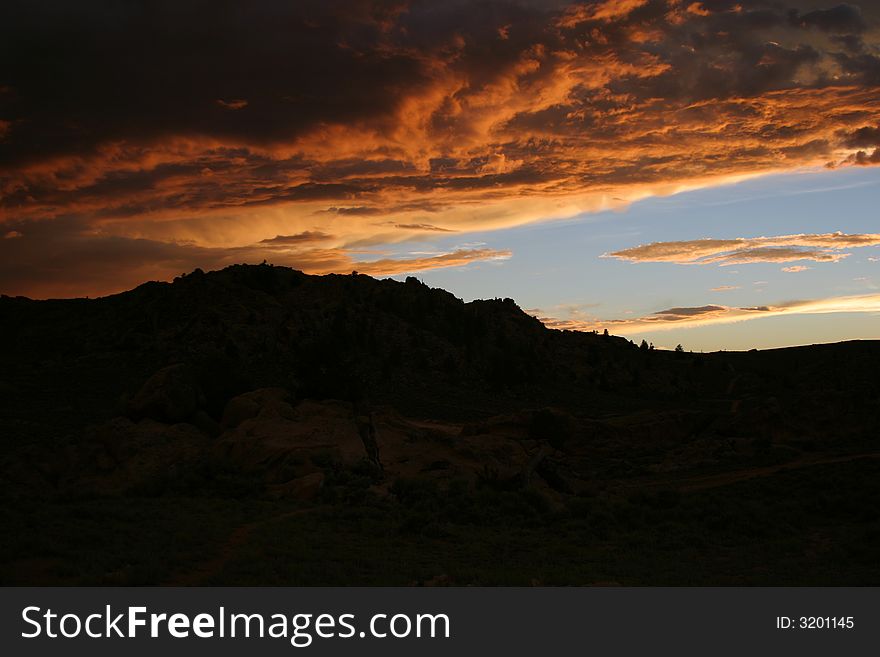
left=2, top=0, right=879, bottom=350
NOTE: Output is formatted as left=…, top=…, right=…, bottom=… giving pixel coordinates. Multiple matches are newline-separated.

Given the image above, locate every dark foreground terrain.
left=1, top=264, right=878, bottom=585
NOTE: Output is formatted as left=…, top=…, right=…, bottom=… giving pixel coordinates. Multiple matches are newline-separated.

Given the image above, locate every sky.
left=392, top=165, right=880, bottom=350
left=1, top=0, right=879, bottom=350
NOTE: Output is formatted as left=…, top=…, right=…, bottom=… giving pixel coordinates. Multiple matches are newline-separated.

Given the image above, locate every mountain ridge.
left=1, top=264, right=879, bottom=585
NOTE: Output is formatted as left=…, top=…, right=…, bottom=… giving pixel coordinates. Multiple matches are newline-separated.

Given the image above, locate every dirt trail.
left=621, top=451, right=880, bottom=493
left=165, top=506, right=323, bottom=586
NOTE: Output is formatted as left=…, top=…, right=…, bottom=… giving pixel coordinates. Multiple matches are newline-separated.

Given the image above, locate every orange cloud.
left=535, top=293, right=880, bottom=334
left=607, top=232, right=880, bottom=266
left=3, top=1, right=880, bottom=297
left=348, top=248, right=511, bottom=275
left=686, top=3, right=711, bottom=17
left=557, top=0, right=649, bottom=27
left=0, top=225, right=511, bottom=299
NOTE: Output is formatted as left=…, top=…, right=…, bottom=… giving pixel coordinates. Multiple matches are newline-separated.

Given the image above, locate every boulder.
left=66, top=417, right=210, bottom=496
left=126, top=364, right=202, bottom=423
left=370, top=413, right=535, bottom=488
left=213, top=398, right=368, bottom=483
left=221, top=387, right=292, bottom=429
left=191, top=410, right=222, bottom=438
left=266, top=472, right=325, bottom=500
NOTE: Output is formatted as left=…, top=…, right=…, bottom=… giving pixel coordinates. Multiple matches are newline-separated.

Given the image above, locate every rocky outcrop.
left=266, top=472, right=325, bottom=500
left=126, top=364, right=203, bottom=424
left=220, top=387, right=292, bottom=429
left=7, top=387, right=591, bottom=501
left=212, top=394, right=369, bottom=484
left=65, top=417, right=210, bottom=496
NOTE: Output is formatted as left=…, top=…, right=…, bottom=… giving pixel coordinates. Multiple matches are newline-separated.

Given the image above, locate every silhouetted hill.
left=1, top=264, right=629, bottom=424
left=3, top=263, right=878, bottom=431
left=1, top=264, right=879, bottom=585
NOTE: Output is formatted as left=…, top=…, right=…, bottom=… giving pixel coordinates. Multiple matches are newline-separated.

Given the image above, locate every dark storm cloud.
left=324, top=207, right=385, bottom=217
left=830, top=33, right=866, bottom=52
left=840, top=125, right=880, bottom=147
left=834, top=124, right=880, bottom=166
left=833, top=52, right=880, bottom=85
left=655, top=305, right=728, bottom=319
left=0, top=1, right=872, bottom=171
left=259, top=231, right=334, bottom=245
left=848, top=148, right=880, bottom=164
left=0, top=0, right=424, bottom=165
left=391, top=223, right=457, bottom=232
left=796, top=4, right=866, bottom=33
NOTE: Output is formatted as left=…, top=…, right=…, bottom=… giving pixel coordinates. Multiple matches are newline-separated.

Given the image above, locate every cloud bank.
left=0, top=220, right=510, bottom=299
left=2, top=1, right=880, bottom=295
left=536, top=292, right=880, bottom=334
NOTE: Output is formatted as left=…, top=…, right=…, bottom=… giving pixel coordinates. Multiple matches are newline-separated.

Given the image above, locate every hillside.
left=1, top=264, right=878, bottom=585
